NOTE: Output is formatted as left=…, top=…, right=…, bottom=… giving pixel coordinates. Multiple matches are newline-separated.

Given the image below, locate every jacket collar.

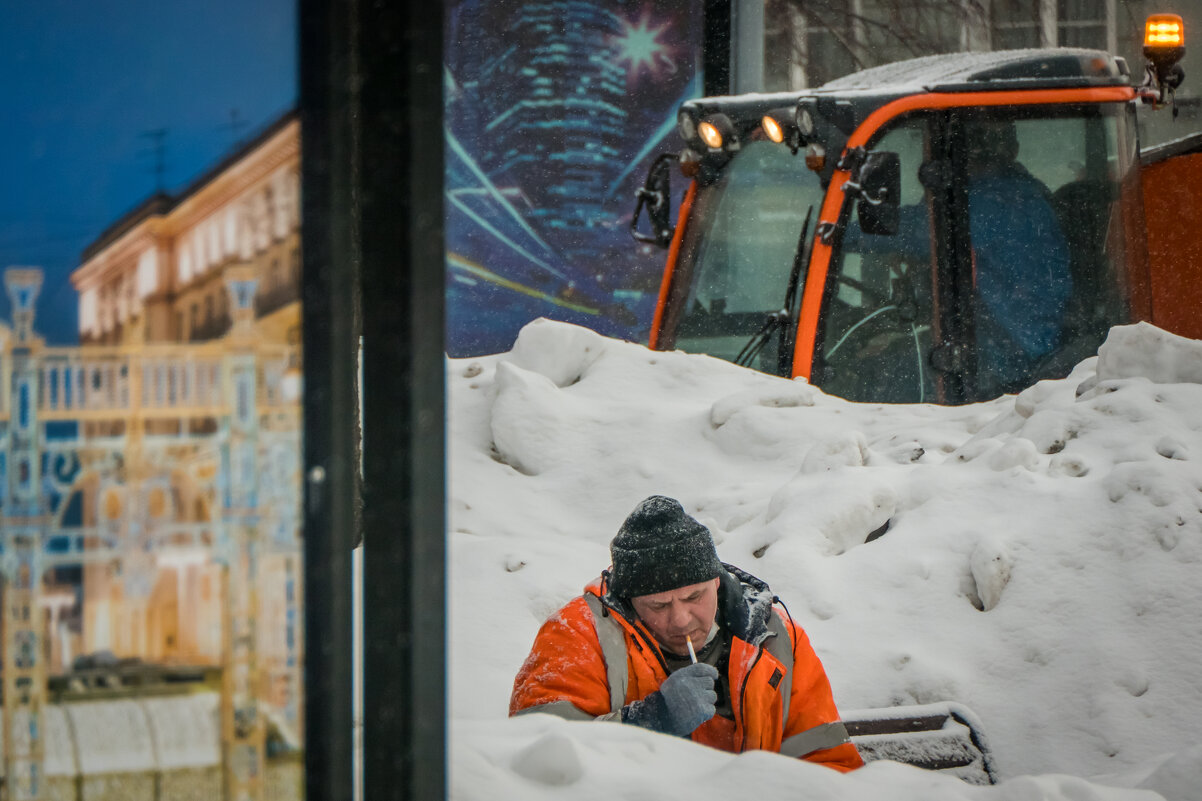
left=718, top=563, right=778, bottom=647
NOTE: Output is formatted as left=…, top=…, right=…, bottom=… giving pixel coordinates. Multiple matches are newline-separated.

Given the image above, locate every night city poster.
left=444, top=0, right=704, bottom=356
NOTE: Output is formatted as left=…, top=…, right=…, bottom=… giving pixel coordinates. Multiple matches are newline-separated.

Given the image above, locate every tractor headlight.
left=697, top=113, right=736, bottom=152
left=761, top=107, right=802, bottom=152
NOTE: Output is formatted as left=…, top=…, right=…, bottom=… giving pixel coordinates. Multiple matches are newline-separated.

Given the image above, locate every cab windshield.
left=666, top=139, right=824, bottom=375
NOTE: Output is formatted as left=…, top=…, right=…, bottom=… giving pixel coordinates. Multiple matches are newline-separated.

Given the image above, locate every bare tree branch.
left=777, top=0, right=979, bottom=84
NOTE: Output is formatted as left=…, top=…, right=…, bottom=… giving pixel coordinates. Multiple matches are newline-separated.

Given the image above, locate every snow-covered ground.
left=448, top=319, right=1202, bottom=801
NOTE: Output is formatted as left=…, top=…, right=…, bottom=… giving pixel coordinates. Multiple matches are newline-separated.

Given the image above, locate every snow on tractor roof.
left=817, top=48, right=1130, bottom=96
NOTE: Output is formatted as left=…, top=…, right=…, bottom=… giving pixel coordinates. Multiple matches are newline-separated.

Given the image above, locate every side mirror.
left=631, top=153, right=677, bottom=248
left=856, top=151, right=900, bottom=236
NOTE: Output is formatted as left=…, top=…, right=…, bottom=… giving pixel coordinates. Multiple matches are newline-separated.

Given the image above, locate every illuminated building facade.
left=0, top=111, right=303, bottom=799
left=74, top=113, right=301, bottom=350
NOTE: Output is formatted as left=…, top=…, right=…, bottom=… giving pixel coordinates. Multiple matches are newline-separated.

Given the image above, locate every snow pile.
left=448, top=319, right=1202, bottom=801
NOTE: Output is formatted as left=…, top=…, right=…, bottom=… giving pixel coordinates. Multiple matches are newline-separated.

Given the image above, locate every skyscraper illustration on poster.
left=444, top=0, right=704, bottom=356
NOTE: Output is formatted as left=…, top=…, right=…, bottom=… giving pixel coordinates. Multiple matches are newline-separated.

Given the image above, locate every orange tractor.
left=634, top=14, right=1198, bottom=404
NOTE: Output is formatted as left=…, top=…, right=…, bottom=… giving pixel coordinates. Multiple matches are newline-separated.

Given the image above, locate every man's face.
left=630, top=577, right=721, bottom=656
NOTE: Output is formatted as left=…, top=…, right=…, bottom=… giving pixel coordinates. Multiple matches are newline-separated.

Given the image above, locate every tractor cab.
left=635, top=18, right=1187, bottom=404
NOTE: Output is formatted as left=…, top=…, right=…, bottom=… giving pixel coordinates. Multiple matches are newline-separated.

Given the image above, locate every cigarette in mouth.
left=686, top=635, right=697, bottom=664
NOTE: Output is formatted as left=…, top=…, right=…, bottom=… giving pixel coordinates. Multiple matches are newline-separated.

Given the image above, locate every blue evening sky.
left=0, top=0, right=296, bottom=343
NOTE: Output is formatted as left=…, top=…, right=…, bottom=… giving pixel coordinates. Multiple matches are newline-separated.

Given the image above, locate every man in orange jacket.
left=510, top=495, right=863, bottom=771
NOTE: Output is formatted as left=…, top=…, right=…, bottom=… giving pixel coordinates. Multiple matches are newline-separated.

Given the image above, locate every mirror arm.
left=817, top=220, right=842, bottom=245
left=630, top=190, right=668, bottom=245
left=849, top=183, right=890, bottom=206
left=629, top=152, right=679, bottom=248
left=836, top=145, right=868, bottom=174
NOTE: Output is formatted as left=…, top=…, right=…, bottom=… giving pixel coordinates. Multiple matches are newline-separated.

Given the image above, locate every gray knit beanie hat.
left=608, top=496, right=723, bottom=598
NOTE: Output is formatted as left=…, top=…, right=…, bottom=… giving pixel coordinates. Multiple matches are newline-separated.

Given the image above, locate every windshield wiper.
left=734, top=309, right=790, bottom=368
left=733, top=206, right=815, bottom=374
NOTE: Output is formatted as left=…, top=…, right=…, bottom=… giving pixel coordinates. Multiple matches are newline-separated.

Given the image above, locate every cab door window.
left=817, top=116, right=938, bottom=403
left=955, top=106, right=1133, bottom=399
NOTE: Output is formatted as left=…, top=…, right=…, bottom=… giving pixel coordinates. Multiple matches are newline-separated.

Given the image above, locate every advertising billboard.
left=445, top=0, right=704, bottom=355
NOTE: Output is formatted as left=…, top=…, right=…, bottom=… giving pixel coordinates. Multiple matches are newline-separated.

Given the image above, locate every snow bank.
left=449, top=319, right=1202, bottom=800
left=454, top=715, right=1199, bottom=801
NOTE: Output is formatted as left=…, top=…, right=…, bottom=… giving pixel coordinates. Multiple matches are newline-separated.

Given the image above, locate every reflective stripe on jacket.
left=509, top=567, right=863, bottom=772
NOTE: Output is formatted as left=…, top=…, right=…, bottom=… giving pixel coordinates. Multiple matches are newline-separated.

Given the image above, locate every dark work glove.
left=621, top=663, right=718, bottom=737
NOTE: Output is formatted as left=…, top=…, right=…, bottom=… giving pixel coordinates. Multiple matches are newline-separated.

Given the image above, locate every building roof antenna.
left=139, top=128, right=169, bottom=194
left=222, top=108, right=249, bottom=146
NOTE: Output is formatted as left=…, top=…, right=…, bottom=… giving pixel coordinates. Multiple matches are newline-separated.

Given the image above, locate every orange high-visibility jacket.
left=510, top=566, right=863, bottom=772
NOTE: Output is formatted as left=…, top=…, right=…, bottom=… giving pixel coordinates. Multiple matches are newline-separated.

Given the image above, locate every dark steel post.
left=300, top=0, right=359, bottom=798
left=359, top=2, right=447, bottom=801
left=704, top=0, right=733, bottom=96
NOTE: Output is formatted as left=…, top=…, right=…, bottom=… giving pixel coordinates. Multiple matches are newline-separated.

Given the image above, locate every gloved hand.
left=621, top=662, right=718, bottom=736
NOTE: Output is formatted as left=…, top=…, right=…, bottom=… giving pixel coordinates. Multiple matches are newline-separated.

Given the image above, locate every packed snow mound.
left=449, top=319, right=1202, bottom=800
left=1095, top=322, right=1202, bottom=385
left=455, top=714, right=1199, bottom=801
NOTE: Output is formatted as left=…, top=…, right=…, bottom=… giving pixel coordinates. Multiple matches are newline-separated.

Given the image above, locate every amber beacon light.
left=1145, top=14, right=1184, bottom=48
left=1143, top=13, right=1186, bottom=101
